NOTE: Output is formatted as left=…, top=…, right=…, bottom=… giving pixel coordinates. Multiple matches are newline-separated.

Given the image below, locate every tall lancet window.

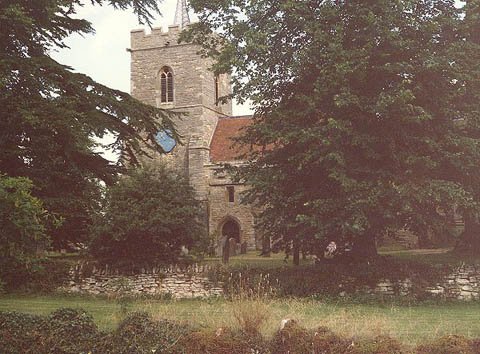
left=160, top=67, right=174, bottom=103
left=214, top=75, right=219, bottom=106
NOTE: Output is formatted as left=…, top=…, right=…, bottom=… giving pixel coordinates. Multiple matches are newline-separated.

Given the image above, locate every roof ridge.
left=218, top=115, right=253, bottom=120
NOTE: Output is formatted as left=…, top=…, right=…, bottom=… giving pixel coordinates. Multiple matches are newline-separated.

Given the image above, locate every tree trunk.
left=350, top=234, right=377, bottom=262
left=261, top=235, right=271, bottom=257
left=455, top=212, right=480, bottom=254
left=293, top=239, right=300, bottom=266
left=417, top=226, right=433, bottom=249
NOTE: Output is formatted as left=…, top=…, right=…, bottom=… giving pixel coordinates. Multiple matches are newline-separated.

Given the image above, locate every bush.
left=93, top=311, right=192, bottom=354
left=0, top=175, right=55, bottom=291
left=42, top=308, right=98, bottom=353
left=0, top=308, right=98, bottom=354
left=89, top=166, right=207, bottom=269
left=354, top=335, right=405, bottom=354
left=3, top=258, right=71, bottom=293
left=416, top=335, right=477, bottom=354
left=177, top=327, right=268, bottom=354
left=0, top=311, right=46, bottom=353
left=270, top=321, right=351, bottom=354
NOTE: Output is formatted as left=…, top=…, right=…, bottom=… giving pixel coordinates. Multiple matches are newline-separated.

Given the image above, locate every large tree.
left=0, top=0, right=179, bottom=248
left=89, top=166, right=206, bottom=268
left=185, top=0, right=480, bottom=262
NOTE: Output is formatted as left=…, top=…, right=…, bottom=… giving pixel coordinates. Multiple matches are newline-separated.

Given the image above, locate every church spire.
left=173, top=0, right=190, bottom=29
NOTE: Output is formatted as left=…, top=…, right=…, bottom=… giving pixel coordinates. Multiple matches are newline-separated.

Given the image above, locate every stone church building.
left=129, top=0, right=259, bottom=254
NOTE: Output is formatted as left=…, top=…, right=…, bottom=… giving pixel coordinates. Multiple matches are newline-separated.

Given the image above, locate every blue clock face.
left=154, top=130, right=176, bottom=153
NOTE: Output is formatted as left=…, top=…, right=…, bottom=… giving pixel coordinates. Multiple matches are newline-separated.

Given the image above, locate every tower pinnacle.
left=174, top=0, right=190, bottom=29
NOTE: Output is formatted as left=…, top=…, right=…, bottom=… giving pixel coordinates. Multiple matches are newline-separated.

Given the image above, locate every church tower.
left=129, top=0, right=232, bottom=200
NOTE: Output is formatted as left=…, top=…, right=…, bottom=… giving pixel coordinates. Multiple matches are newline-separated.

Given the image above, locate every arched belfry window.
left=160, top=67, right=174, bottom=103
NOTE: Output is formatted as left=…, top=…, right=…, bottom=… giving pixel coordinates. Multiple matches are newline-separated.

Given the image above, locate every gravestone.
left=220, top=235, right=229, bottom=264
left=229, top=237, right=237, bottom=257
left=241, top=242, right=247, bottom=254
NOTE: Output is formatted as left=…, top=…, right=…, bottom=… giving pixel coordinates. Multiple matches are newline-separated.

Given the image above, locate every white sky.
left=51, top=0, right=253, bottom=116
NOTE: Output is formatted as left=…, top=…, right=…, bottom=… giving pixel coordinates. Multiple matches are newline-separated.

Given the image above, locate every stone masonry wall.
left=130, top=25, right=229, bottom=185
left=373, top=264, right=480, bottom=300
left=62, top=263, right=480, bottom=300
left=207, top=165, right=257, bottom=252
left=63, top=264, right=223, bottom=299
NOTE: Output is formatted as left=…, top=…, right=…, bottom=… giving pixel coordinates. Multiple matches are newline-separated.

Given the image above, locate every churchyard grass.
left=203, top=248, right=480, bottom=268
left=378, top=247, right=480, bottom=265
left=204, top=250, right=313, bottom=268
left=1, top=294, right=480, bottom=346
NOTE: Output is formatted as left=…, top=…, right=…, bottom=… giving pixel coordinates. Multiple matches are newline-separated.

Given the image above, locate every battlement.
left=130, top=24, right=189, bottom=51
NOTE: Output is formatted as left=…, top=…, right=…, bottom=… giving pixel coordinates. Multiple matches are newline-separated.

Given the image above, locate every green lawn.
left=378, top=247, right=480, bottom=265
left=2, top=294, right=480, bottom=346
left=204, top=250, right=313, bottom=268
left=204, top=246, right=480, bottom=268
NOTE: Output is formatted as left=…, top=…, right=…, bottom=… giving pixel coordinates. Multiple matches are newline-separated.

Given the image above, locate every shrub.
left=2, top=257, right=71, bottom=293
left=416, top=335, right=476, bottom=354
left=89, top=166, right=207, bottom=270
left=41, top=308, right=98, bottom=353
left=270, top=321, right=351, bottom=354
left=0, top=308, right=98, bottom=354
left=177, top=327, right=268, bottom=354
left=0, top=175, right=56, bottom=291
left=354, top=335, right=405, bottom=354
left=93, top=311, right=192, bottom=354
left=0, top=311, right=46, bottom=353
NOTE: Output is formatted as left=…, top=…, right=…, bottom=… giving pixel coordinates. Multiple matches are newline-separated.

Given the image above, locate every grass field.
left=1, top=294, right=480, bottom=346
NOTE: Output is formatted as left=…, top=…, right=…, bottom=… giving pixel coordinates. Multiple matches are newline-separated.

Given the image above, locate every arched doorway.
left=222, top=219, right=240, bottom=243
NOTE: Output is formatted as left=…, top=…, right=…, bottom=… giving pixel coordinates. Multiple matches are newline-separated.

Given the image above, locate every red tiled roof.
left=210, top=115, right=253, bottom=162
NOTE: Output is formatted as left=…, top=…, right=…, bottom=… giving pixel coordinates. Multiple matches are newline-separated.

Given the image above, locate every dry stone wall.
left=61, top=263, right=480, bottom=301
left=62, top=264, right=223, bottom=299
left=372, top=264, right=480, bottom=300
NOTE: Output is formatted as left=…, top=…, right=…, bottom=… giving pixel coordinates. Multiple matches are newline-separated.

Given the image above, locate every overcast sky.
left=51, top=0, right=253, bottom=116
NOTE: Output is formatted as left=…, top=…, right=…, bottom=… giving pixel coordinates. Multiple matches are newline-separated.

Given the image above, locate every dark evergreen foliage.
left=89, top=166, right=207, bottom=268
left=0, top=0, right=178, bottom=249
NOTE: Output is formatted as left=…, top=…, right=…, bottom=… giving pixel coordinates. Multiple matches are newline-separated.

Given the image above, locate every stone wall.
left=63, top=264, right=223, bottom=299
left=62, top=263, right=480, bottom=300
left=372, top=264, right=480, bottom=300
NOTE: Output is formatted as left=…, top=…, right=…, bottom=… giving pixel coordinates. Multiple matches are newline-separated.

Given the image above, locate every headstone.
left=229, top=237, right=237, bottom=257
left=241, top=242, right=247, bottom=254
left=221, top=235, right=229, bottom=264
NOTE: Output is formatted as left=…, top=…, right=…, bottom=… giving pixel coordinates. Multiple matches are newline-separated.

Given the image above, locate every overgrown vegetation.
left=2, top=307, right=480, bottom=353
left=207, top=256, right=452, bottom=300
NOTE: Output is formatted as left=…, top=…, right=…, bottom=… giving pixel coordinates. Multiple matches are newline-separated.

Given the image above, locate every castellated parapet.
left=130, top=25, right=183, bottom=51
